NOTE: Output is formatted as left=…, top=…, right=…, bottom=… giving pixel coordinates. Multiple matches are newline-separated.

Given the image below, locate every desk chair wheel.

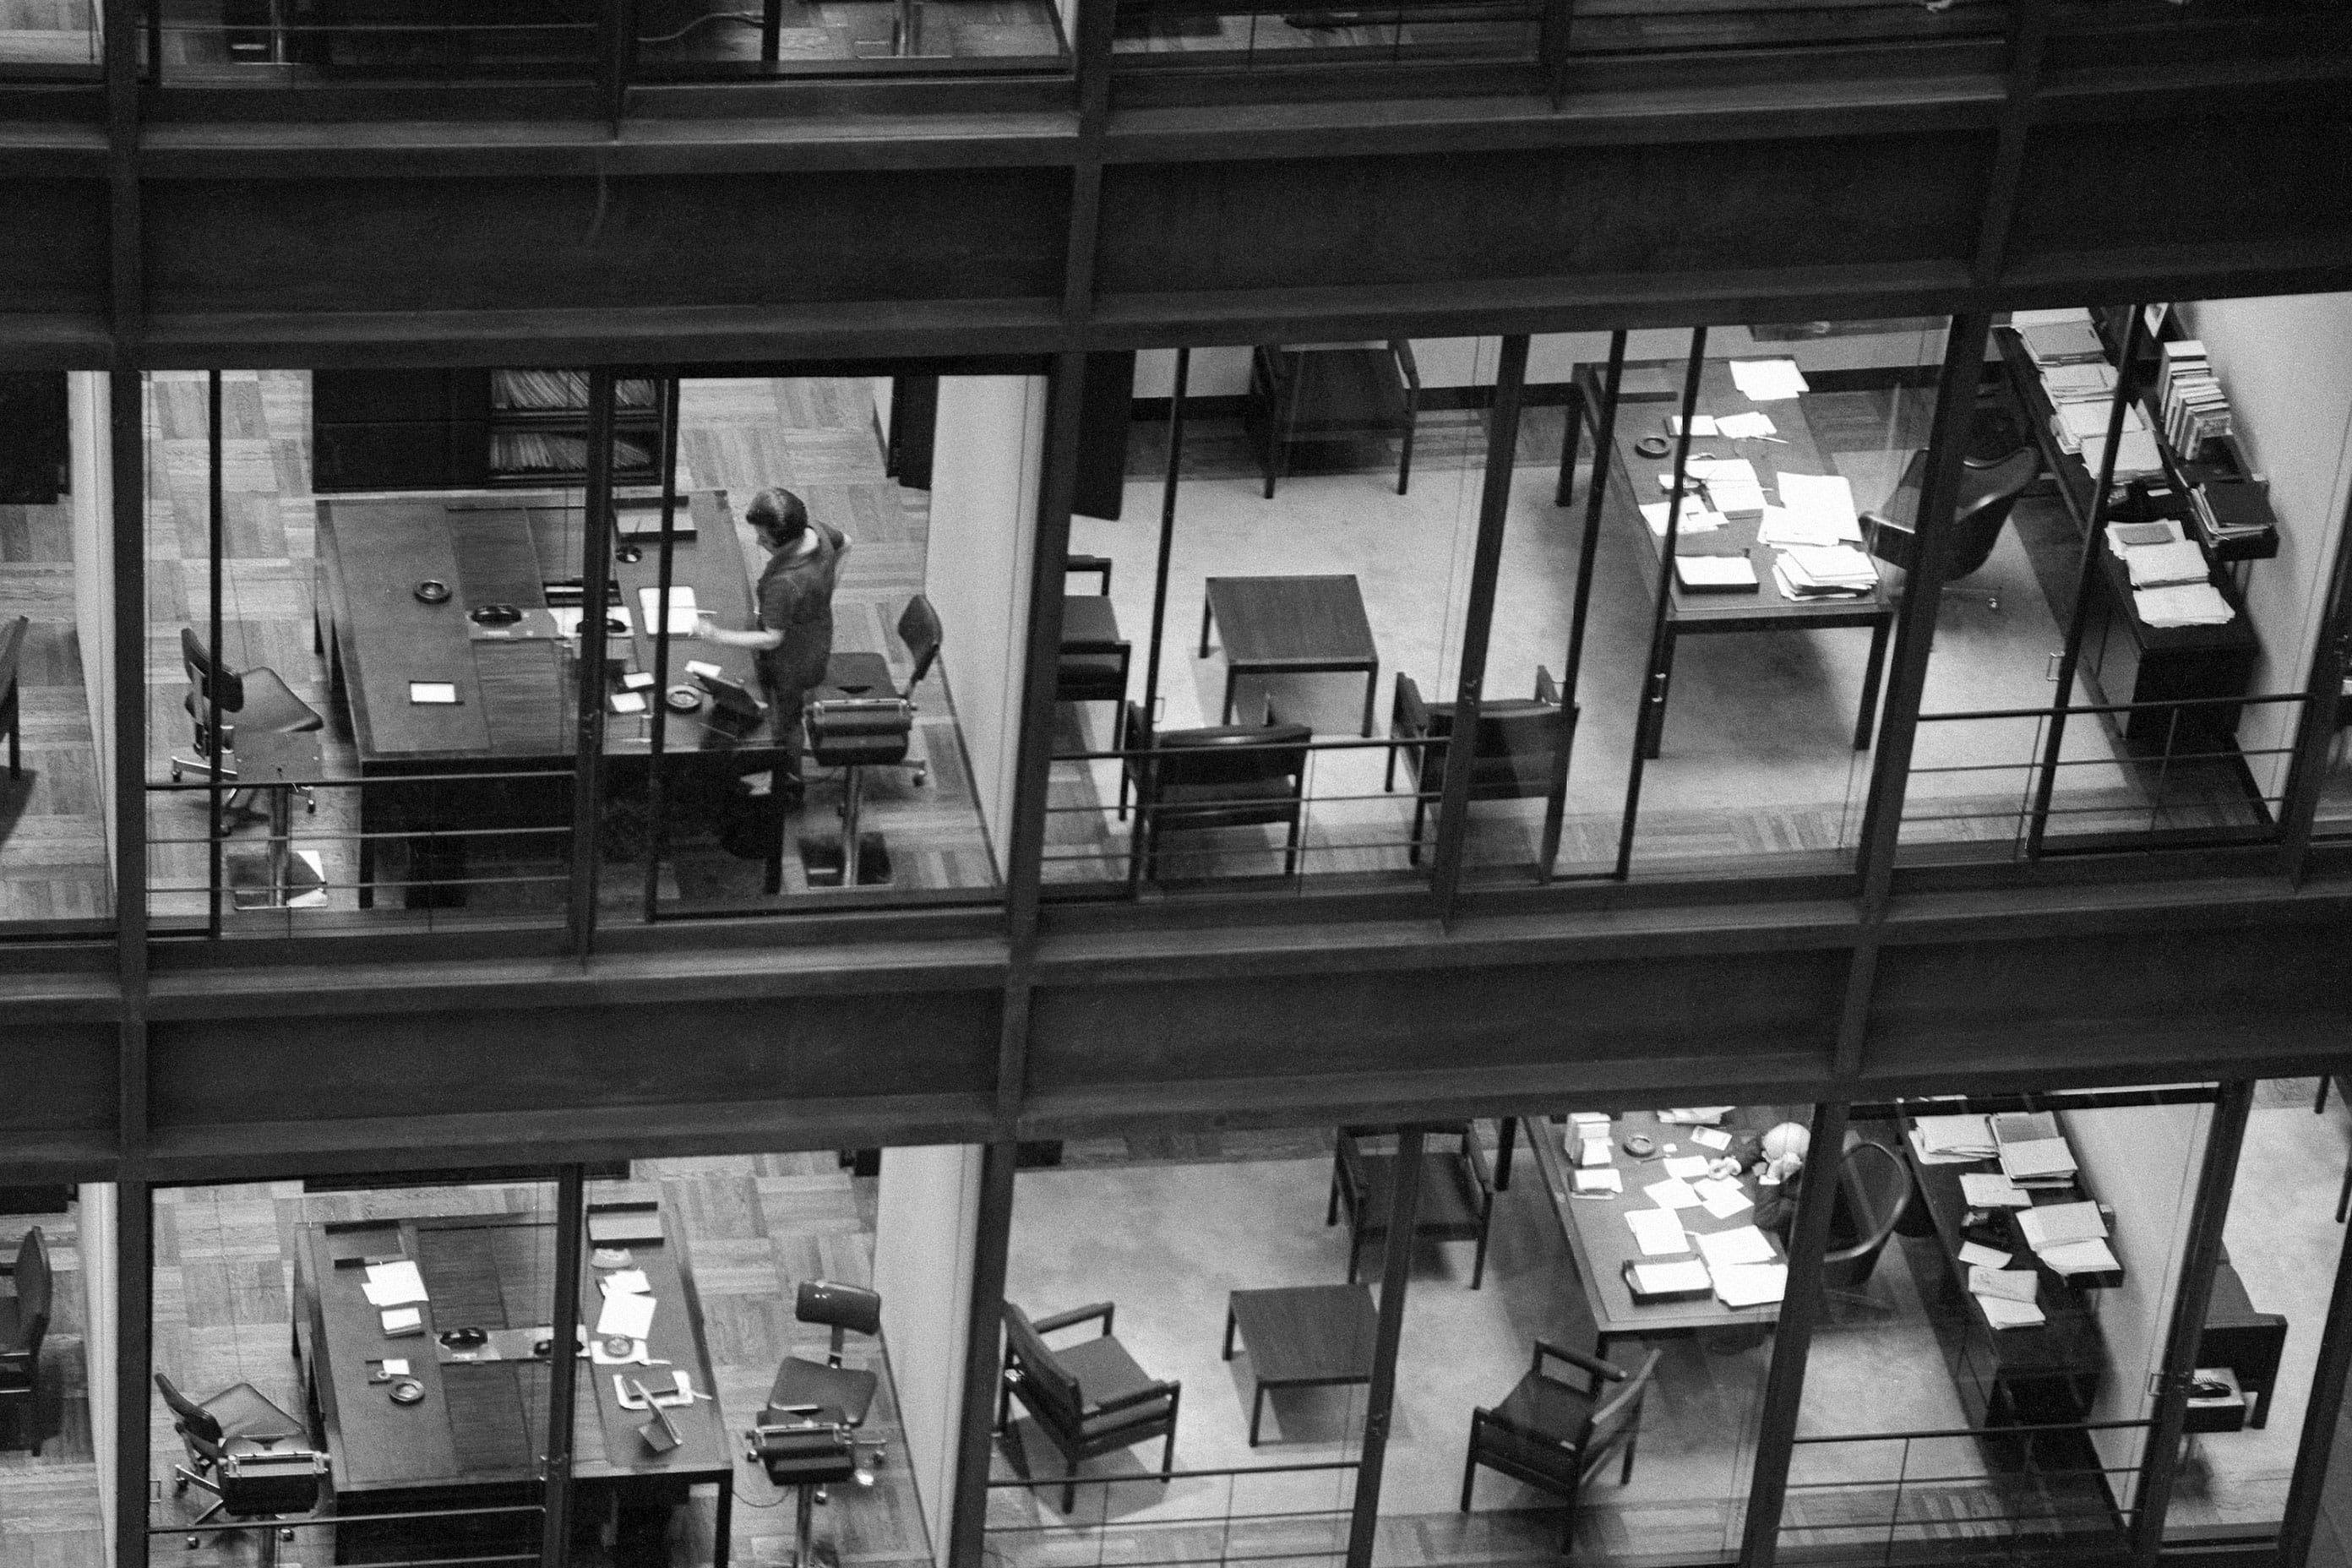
left=185, top=1537, right=199, bottom=1550
left=171, top=762, right=182, bottom=783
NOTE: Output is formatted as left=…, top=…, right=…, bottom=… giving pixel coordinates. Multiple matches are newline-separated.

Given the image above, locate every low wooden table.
left=1199, top=574, right=1381, bottom=737
left=1222, top=1282, right=1379, bottom=1446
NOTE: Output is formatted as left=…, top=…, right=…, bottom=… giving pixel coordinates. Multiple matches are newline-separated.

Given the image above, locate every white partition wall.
left=874, top=1146, right=985, bottom=1568
left=923, top=377, right=1045, bottom=877
left=68, top=372, right=113, bottom=867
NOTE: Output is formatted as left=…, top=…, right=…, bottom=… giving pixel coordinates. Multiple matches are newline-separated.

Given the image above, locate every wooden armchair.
left=1328, top=1125, right=1495, bottom=1288
left=0, top=1227, right=48, bottom=1452
left=999, top=1301, right=1181, bottom=1513
left=1462, top=1342, right=1660, bottom=1551
left=1247, top=340, right=1422, bottom=498
left=1123, top=704, right=1314, bottom=881
left=1387, top=667, right=1574, bottom=879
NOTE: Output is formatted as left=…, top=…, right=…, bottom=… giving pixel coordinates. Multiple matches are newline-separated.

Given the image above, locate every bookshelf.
left=312, top=368, right=663, bottom=493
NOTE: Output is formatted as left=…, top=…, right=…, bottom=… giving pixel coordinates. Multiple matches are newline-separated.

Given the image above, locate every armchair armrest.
left=1533, top=1340, right=1625, bottom=1386
left=1083, top=1378, right=1179, bottom=1419
left=1859, top=509, right=1918, bottom=574
left=1032, top=1302, right=1115, bottom=1337
left=1389, top=340, right=1422, bottom=395
left=1391, top=673, right=1429, bottom=739
left=1533, top=666, right=1562, bottom=708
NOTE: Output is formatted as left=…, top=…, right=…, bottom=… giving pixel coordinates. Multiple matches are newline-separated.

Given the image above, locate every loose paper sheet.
left=596, top=1290, right=658, bottom=1341
left=1695, top=1226, right=1776, bottom=1268
left=1729, top=359, right=1810, bottom=400
left=1645, top=1178, right=1705, bottom=1211
left=1626, top=1208, right=1690, bottom=1256
left=362, top=1260, right=429, bottom=1308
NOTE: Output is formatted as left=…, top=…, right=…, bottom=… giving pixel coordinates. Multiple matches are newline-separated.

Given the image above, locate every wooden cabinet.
left=312, top=368, right=657, bottom=493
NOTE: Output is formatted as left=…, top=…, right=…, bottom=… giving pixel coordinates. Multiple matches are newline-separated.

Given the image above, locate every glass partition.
left=147, top=1169, right=562, bottom=1568
left=144, top=0, right=596, bottom=83
left=0, top=371, right=112, bottom=934
left=631, top=0, right=1069, bottom=78
left=1043, top=338, right=1497, bottom=898
left=0, top=1187, right=101, bottom=1556
left=1380, top=1108, right=1803, bottom=1567
left=1566, top=0, right=2006, bottom=52
left=0, top=0, right=99, bottom=71
left=1109, top=0, right=1538, bottom=71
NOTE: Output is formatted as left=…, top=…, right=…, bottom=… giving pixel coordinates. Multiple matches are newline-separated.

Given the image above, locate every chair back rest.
left=155, top=1370, right=225, bottom=1446
left=1828, top=1140, right=1912, bottom=1261
left=1000, top=1304, right=1083, bottom=1428
left=1149, top=721, right=1313, bottom=791
left=182, top=628, right=246, bottom=716
left=797, top=1278, right=882, bottom=1340
left=898, top=596, right=943, bottom=690
left=0, top=615, right=27, bottom=690
left=1585, top=1348, right=1660, bottom=1462
left=8, top=1228, right=47, bottom=1344
left=1946, top=448, right=2039, bottom=577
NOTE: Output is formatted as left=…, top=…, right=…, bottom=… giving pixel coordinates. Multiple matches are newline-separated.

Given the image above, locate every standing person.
left=689, top=487, right=848, bottom=805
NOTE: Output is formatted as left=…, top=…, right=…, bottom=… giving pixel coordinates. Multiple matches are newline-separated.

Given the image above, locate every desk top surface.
left=1206, top=574, right=1378, bottom=667
left=1534, top=1108, right=1786, bottom=1340
left=318, top=491, right=774, bottom=764
left=298, top=1205, right=727, bottom=1494
left=1579, top=359, right=1892, bottom=631
left=1228, top=1283, right=1378, bottom=1383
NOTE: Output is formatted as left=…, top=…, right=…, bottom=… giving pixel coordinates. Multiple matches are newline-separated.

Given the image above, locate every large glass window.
left=143, top=0, right=596, bottom=84
left=1045, top=340, right=1498, bottom=897
left=0, top=1186, right=103, bottom=1560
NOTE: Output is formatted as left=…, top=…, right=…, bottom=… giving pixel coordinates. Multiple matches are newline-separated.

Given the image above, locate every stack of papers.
left=1573, top=1168, right=1624, bottom=1195
left=1774, top=473, right=1863, bottom=542
left=1773, top=545, right=1878, bottom=599
left=1579, top=1139, right=1614, bottom=1168
left=362, top=1260, right=430, bottom=1308
left=2123, top=539, right=2211, bottom=589
left=1642, top=500, right=1726, bottom=536
left=638, top=585, right=700, bottom=635
left=1756, top=506, right=1848, bottom=550
left=1712, top=1263, right=1788, bottom=1307
left=2039, top=1238, right=2121, bottom=1276
left=1629, top=1259, right=1712, bottom=1296
left=2136, top=583, right=2236, bottom=627
left=1626, top=1209, right=1689, bottom=1255
left=1695, top=1226, right=1775, bottom=1269
left=1914, top=1113, right=1996, bottom=1160
left=1694, top=1179, right=1753, bottom=1219
left=1715, top=412, right=1778, bottom=440
left=1730, top=360, right=1809, bottom=400
left=2016, top=1200, right=2107, bottom=1251
left=596, top=1288, right=658, bottom=1341
left=1958, top=1171, right=2034, bottom=1208
left=2106, top=519, right=2186, bottom=554
left=1991, top=1112, right=2077, bottom=1187
left=2020, top=321, right=2107, bottom=367
left=1677, top=555, right=1760, bottom=593
left=1663, top=1156, right=1713, bottom=1179
left=2041, top=361, right=2117, bottom=397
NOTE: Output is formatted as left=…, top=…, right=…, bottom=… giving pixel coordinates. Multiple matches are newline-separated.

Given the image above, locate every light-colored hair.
left=745, top=487, right=809, bottom=546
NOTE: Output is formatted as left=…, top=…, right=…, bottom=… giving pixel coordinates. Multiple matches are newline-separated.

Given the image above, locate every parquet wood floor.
left=0, top=504, right=110, bottom=928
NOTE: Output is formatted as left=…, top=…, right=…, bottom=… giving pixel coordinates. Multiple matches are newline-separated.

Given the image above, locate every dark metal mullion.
left=2277, top=1147, right=2352, bottom=1568
left=640, top=373, right=683, bottom=925
left=538, top=1165, right=586, bottom=1568
left=205, top=371, right=225, bottom=936
left=2026, top=305, right=2146, bottom=859
left=1852, top=312, right=1995, bottom=898
left=1343, top=1125, right=1424, bottom=1568
left=1736, top=1099, right=1852, bottom=1568
left=1429, top=334, right=1528, bottom=920
left=2127, top=1080, right=2252, bottom=1560
left=1537, top=0, right=1574, bottom=106
left=113, top=1178, right=155, bottom=1568
left=1613, top=325, right=1707, bottom=881
left=1138, top=346, right=1189, bottom=739
left=1560, top=333, right=1625, bottom=705
left=2275, top=483, right=2352, bottom=881
left=599, top=0, right=630, bottom=125
left=1967, top=0, right=2051, bottom=289
left=947, top=1141, right=1021, bottom=1568
left=566, top=369, right=618, bottom=957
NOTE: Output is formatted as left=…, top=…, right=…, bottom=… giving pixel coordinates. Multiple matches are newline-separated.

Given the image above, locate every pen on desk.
left=1750, top=434, right=1790, bottom=444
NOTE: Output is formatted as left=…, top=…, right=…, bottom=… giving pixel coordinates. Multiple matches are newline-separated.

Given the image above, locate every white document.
left=1674, top=556, right=1758, bottom=591
left=1625, top=1208, right=1690, bottom=1256
left=2135, top=583, right=2235, bottom=627
left=599, top=1269, right=653, bottom=1297
left=1730, top=359, right=1810, bottom=400
left=1573, top=1168, right=1624, bottom=1195
left=1641, top=500, right=1726, bottom=536
left=1691, top=1127, right=1732, bottom=1151
left=1978, top=1295, right=2046, bottom=1329
left=2017, top=1200, right=2107, bottom=1250
left=1969, top=1266, right=2039, bottom=1304
left=1773, top=472, right=1862, bottom=541
left=1580, top=1139, right=1614, bottom=1168
left=1658, top=1108, right=1734, bottom=1124
left=1695, top=1226, right=1776, bottom=1268
left=381, top=1358, right=410, bottom=1375
left=1645, top=1178, right=1705, bottom=1211
left=1667, top=415, right=1718, bottom=437
left=1712, top=1262, right=1788, bottom=1307
left=596, top=1289, right=658, bottom=1341
left=1631, top=1260, right=1712, bottom=1295
left=1915, top=1113, right=1995, bottom=1157
left=1957, top=1241, right=2012, bottom=1269
left=1663, top=1155, right=1712, bottom=1179
left=1958, top=1172, right=2033, bottom=1207
left=1714, top=411, right=1777, bottom=440
left=1696, top=1179, right=1754, bottom=1220
left=380, top=1307, right=424, bottom=1336
left=638, top=586, right=700, bottom=635
left=683, top=659, right=724, bottom=679
left=1755, top=506, right=1846, bottom=550
left=2039, top=1238, right=2120, bottom=1275
left=362, top=1260, right=429, bottom=1308
left=1570, top=1111, right=1613, bottom=1126
left=2125, top=540, right=2211, bottom=589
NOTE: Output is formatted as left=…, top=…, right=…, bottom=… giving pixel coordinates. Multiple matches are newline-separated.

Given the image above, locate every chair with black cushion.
left=768, top=1279, right=883, bottom=1438
left=1387, top=667, right=1574, bottom=879
left=1248, top=340, right=1422, bottom=499
left=170, top=628, right=325, bottom=802
left=1820, top=1137, right=1913, bottom=1304
left=747, top=1411, right=860, bottom=1568
left=1461, top=1342, right=1660, bottom=1552
left=1122, top=705, right=1312, bottom=881
left=1058, top=558, right=1132, bottom=748
left=802, top=596, right=942, bottom=887
left=998, top=1301, right=1180, bottom=1514
left=1859, top=447, right=2039, bottom=611
left=155, top=1369, right=324, bottom=1560
left=1328, top=1125, right=1496, bottom=1288
left=0, top=615, right=28, bottom=782
left=0, top=1227, right=50, bottom=1453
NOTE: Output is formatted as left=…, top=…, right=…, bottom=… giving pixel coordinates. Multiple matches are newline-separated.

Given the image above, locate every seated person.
left=1716, top=1120, right=1810, bottom=1241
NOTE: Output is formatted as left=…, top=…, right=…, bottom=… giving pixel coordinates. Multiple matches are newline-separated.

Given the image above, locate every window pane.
left=146, top=0, right=596, bottom=84
left=1782, top=1088, right=2211, bottom=1565
left=1111, top=0, right=1538, bottom=69
left=1571, top=0, right=2006, bottom=52
left=1046, top=339, right=1498, bottom=897
left=0, top=1188, right=102, bottom=1554
left=634, top=0, right=1070, bottom=76
left=149, top=1170, right=561, bottom=1568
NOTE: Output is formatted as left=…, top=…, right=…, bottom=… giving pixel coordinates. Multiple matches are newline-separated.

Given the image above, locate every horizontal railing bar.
left=161, top=1505, right=546, bottom=1528
left=1059, top=736, right=1442, bottom=763
left=1791, top=1418, right=2150, bottom=1444
left=150, top=770, right=577, bottom=790
left=1919, top=693, right=2306, bottom=723
left=988, top=1463, right=1358, bottom=1485
left=147, top=827, right=574, bottom=848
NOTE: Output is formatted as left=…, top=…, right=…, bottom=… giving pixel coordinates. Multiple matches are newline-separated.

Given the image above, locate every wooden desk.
left=292, top=1206, right=732, bottom=1565
left=1993, top=328, right=2260, bottom=752
left=1199, top=574, right=1381, bottom=737
left=1567, top=360, right=1895, bottom=760
left=1530, top=1109, right=1785, bottom=1359
left=313, top=491, right=786, bottom=905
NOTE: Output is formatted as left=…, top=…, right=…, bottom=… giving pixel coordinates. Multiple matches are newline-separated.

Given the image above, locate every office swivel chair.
left=1818, top=1138, right=1913, bottom=1309
left=0, top=1228, right=49, bottom=1453
left=171, top=629, right=327, bottom=907
left=1860, top=447, right=2039, bottom=611
left=155, top=1370, right=327, bottom=1565
left=752, top=1282, right=885, bottom=1568
left=801, top=597, right=942, bottom=887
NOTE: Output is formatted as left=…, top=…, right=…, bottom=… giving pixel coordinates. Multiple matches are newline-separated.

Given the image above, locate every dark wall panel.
left=144, top=171, right=1070, bottom=314
left=1094, top=136, right=1991, bottom=297
left=149, top=988, right=1001, bottom=1127
left=1028, top=950, right=1848, bottom=1090
left=2009, top=113, right=2352, bottom=260
left=0, top=179, right=109, bottom=314
left=0, top=1024, right=117, bottom=1133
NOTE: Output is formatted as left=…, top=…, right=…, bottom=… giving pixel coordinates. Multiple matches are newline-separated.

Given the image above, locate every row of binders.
left=2157, top=339, right=2233, bottom=462
left=2020, top=312, right=2165, bottom=481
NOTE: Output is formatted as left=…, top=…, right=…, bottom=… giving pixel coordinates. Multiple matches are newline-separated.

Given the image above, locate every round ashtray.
left=1622, top=1133, right=1658, bottom=1157
left=414, top=579, right=452, bottom=605
left=389, top=1378, right=426, bottom=1405
left=664, top=686, right=703, bottom=714
left=616, top=543, right=644, bottom=565
left=438, top=1326, right=487, bottom=1348
left=602, top=1335, right=636, bottom=1359
left=1634, top=436, right=1674, bottom=460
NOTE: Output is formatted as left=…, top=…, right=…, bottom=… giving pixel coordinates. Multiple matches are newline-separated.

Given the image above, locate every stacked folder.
left=2157, top=339, right=2233, bottom=461
left=1772, top=545, right=1876, bottom=599
left=1990, top=1111, right=2077, bottom=1187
